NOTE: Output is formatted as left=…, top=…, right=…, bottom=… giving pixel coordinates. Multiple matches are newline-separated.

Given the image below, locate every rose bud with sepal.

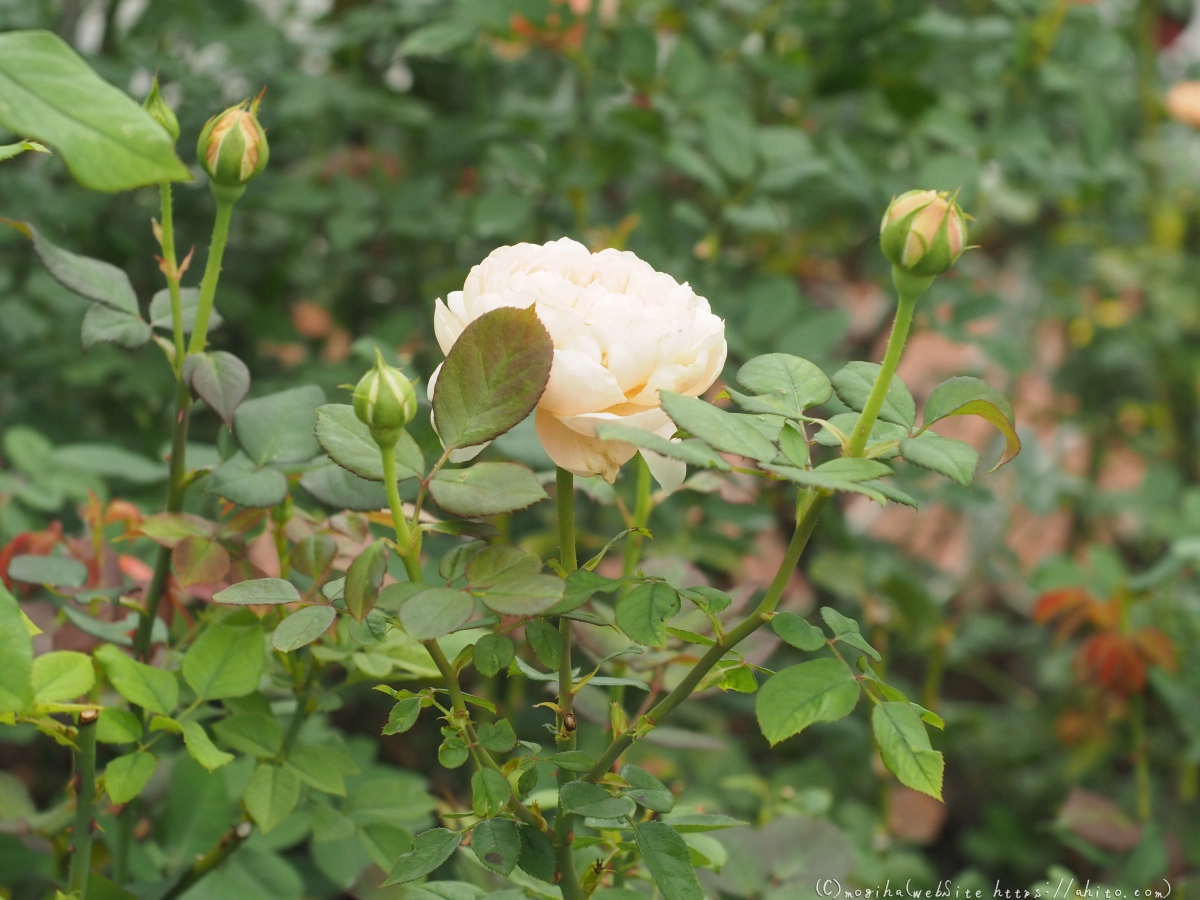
left=354, top=349, right=419, bottom=447
left=879, top=189, right=968, bottom=277
left=196, top=92, right=269, bottom=188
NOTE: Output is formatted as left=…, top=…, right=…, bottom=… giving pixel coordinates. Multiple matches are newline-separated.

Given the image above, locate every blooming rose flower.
left=430, top=238, right=727, bottom=492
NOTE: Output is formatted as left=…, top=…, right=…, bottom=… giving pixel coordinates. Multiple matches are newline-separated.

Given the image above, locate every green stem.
left=583, top=489, right=830, bottom=782
left=159, top=183, right=186, bottom=369
left=621, top=454, right=653, bottom=586
left=553, top=468, right=584, bottom=900
left=1131, top=694, right=1151, bottom=821
left=67, top=709, right=98, bottom=897
left=158, top=822, right=252, bottom=900
left=845, top=267, right=931, bottom=458
left=382, top=442, right=423, bottom=583
left=187, top=184, right=244, bottom=356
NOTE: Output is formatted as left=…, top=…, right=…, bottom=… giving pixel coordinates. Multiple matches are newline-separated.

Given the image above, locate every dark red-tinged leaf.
left=171, top=537, right=231, bottom=587
left=433, top=306, right=553, bottom=450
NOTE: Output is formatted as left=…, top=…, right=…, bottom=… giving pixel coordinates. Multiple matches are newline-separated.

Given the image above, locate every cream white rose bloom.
left=430, top=238, right=727, bottom=493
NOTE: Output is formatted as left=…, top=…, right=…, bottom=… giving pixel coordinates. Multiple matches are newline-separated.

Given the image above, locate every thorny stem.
left=554, top=468, right=584, bottom=900
left=583, top=488, right=831, bottom=782
left=159, top=184, right=186, bottom=369
left=158, top=821, right=253, bottom=900
left=67, top=709, right=98, bottom=898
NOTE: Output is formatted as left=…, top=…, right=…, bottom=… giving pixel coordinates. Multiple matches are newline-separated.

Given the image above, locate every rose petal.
left=535, top=407, right=636, bottom=482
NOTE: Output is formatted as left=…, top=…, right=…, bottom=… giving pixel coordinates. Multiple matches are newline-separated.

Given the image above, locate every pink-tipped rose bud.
left=879, top=189, right=968, bottom=276
left=196, top=95, right=269, bottom=188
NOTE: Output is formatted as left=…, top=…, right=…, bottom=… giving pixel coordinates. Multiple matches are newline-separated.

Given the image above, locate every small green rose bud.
left=879, top=189, right=968, bottom=276
left=143, top=76, right=180, bottom=143
left=196, top=94, right=269, bottom=188
left=354, top=350, right=418, bottom=445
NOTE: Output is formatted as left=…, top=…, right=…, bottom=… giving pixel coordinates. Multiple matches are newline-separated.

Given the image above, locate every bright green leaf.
left=31, top=650, right=94, bottom=703
left=615, top=582, right=681, bottom=648
left=755, top=658, right=861, bottom=746
left=105, top=752, right=157, bottom=804
left=871, top=701, right=944, bottom=800
left=243, top=763, right=301, bottom=834
left=95, top=644, right=178, bottom=716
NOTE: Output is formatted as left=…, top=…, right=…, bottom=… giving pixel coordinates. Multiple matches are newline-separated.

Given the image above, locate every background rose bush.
left=0, top=0, right=1198, bottom=897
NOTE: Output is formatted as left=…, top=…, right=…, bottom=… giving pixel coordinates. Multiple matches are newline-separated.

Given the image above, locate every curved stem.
left=67, top=709, right=98, bottom=897
left=158, top=822, right=252, bottom=900
left=187, top=184, right=244, bottom=356
left=583, top=490, right=830, bottom=782
left=845, top=268, right=929, bottom=457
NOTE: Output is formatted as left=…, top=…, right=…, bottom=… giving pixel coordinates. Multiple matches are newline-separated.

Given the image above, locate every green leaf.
left=0, top=586, right=34, bottom=713
left=662, top=814, right=749, bottom=833
left=433, top=306, right=554, bottom=450
left=401, top=19, right=477, bottom=56
left=475, top=574, right=564, bottom=617
left=814, top=458, right=893, bottom=482
left=184, top=352, right=250, bottom=430
left=900, top=432, right=979, bottom=486
left=399, top=587, right=475, bottom=640
left=213, top=713, right=282, bottom=757
left=81, top=303, right=151, bottom=348
left=620, top=764, right=674, bottom=813
left=0, top=31, right=189, bottom=191
left=95, top=644, right=177, bottom=716
left=559, top=781, right=629, bottom=819
left=95, top=708, right=141, bottom=744
left=632, top=821, right=705, bottom=900
left=476, top=719, right=517, bottom=753
left=819, top=606, right=862, bottom=637
left=771, top=612, right=827, bottom=652
left=755, top=658, right=861, bottom=746
left=172, top=537, right=231, bottom=587
left=593, top=424, right=731, bottom=471
left=286, top=744, right=359, bottom=796
left=545, top=751, right=597, bottom=773
left=149, top=287, right=221, bottom=334
left=214, top=578, right=300, bottom=606
left=761, top=464, right=888, bottom=503
left=471, top=768, right=511, bottom=818
left=6, top=553, right=88, bottom=587
left=243, top=763, right=301, bottom=834
left=181, top=721, right=235, bottom=772
left=466, top=546, right=542, bottom=586
left=439, top=540, right=485, bottom=582
left=105, top=752, right=157, bottom=804
left=345, top=540, right=389, bottom=621
left=299, top=461, right=389, bottom=512
left=679, top=586, right=732, bottom=615
left=525, top=619, right=563, bottom=670
left=383, top=828, right=462, bottom=885
left=314, top=404, right=424, bottom=482
left=52, top=444, right=168, bottom=484
left=517, top=824, right=557, bottom=882
left=659, top=392, right=777, bottom=462
left=472, top=634, right=515, bottom=676
left=831, top=362, right=916, bottom=428
left=439, top=736, right=470, bottom=768
left=429, top=462, right=548, bottom=518
left=733, top=353, right=833, bottom=416
left=207, top=452, right=289, bottom=508
left=31, top=650, right=94, bottom=703
left=546, top=568, right=622, bottom=615
left=615, top=582, right=681, bottom=648
left=777, top=422, right=810, bottom=467
left=234, top=385, right=326, bottom=466
left=471, top=818, right=521, bottom=875
left=921, top=375, right=1020, bottom=471
left=272, top=606, right=336, bottom=652
left=181, top=615, right=265, bottom=700
left=383, top=697, right=422, bottom=735
left=871, top=702, right=944, bottom=800
left=0, top=220, right=135, bottom=314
